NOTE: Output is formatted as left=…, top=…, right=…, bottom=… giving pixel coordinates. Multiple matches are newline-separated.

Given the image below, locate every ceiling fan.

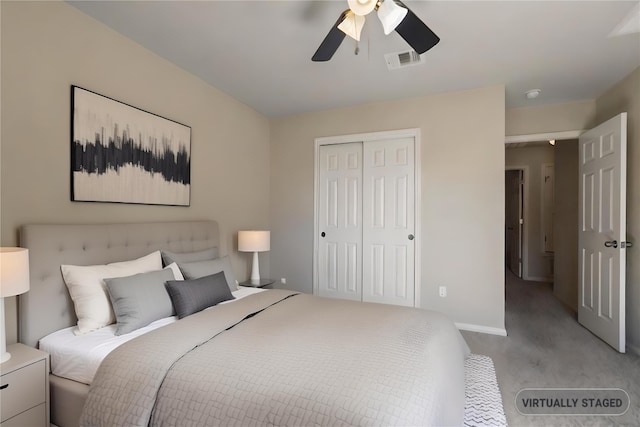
left=312, top=0, right=440, bottom=61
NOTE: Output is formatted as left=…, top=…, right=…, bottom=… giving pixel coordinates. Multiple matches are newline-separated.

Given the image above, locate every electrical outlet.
left=439, top=286, right=447, bottom=297
left=281, top=278, right=287, bottom=284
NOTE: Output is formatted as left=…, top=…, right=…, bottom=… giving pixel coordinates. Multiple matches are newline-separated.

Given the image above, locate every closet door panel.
left=362, top=138, right=415, bottom=306
left=318, top=143, right=363, bottom=300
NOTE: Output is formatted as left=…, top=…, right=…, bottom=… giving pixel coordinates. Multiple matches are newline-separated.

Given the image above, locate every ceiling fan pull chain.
left=355, top=40, right=360, bottom=55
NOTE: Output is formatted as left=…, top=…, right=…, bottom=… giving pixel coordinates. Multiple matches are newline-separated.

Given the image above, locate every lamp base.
left=0, top=297, right=10, bottom=364
left=250, top=251, right=261, bottom=283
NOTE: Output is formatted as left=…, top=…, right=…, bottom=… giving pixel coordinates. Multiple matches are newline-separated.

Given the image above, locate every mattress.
left=39, top=286, right=264, bottom=384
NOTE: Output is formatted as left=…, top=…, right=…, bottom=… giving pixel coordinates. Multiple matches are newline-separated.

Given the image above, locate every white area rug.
left=464, top=354, right=508, bottom=426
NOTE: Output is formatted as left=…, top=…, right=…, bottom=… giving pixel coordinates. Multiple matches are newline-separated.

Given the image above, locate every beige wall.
left=270, top=86, right=506, bottom=333
left=553, top=139, right=579, bottom=311
left=595, top=66, right=640, bottom=354
left=506, top=100, right=596, bottom=136
left=0, top=1, right=271, bottom=343
left=505, top=145, right=555, bottom=281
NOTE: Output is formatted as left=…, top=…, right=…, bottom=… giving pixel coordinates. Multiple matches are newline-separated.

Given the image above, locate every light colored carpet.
left=461, top=271, right=640, bottom=427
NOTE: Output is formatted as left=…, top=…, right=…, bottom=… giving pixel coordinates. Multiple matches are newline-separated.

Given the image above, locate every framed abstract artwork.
left=71, top=86, right=191, bottom=206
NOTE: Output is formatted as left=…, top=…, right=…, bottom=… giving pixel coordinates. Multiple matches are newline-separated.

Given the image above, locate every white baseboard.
left=455, top=322, right=507, bottom=336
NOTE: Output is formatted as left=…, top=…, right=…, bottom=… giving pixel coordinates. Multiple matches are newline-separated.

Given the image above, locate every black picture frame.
left=71, top=86, right=191, bottom=206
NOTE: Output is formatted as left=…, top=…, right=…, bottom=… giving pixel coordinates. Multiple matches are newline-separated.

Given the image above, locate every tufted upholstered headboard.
left=18, top=221, right=220, bottom=347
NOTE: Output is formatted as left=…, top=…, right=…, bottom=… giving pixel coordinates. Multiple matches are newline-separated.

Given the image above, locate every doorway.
left=504, top=140, right=577, bottom=295
left=505, top=142, right=554, bottom=283
left=503, top=114, right=628, bottom=353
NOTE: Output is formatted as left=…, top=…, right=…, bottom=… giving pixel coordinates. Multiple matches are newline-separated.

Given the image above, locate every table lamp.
left=1, top=247, right=30, bottom=363
left=238, top=231, right=270, bottom=284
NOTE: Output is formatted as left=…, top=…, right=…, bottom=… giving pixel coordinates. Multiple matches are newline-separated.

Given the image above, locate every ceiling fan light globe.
left=338, top=12, right=366, bottom=41
left=347, top=0, right=376, bottom=16
left=377, top=0, right=408, bottom=35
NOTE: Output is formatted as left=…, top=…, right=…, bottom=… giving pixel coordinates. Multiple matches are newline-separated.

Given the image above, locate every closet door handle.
left=0, top=384, right=8, bottom=390
left=321, top=232, right=326, bottom=238
left=604, top=240, right=618, bottom=248
left=408, top=234, right=414, bottom=241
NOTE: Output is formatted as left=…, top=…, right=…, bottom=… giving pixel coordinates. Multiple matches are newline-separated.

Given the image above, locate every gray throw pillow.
left=161, top=247, right=219, bottom=266
left=165, top=271, right=234, bottom=319
left=177, top=256, right=237, bottom=291
left=104, top=268, right=176, bottom=336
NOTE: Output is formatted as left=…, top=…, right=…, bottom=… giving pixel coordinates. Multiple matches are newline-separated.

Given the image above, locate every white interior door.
left=317, top=143, right=363, bottom=300
left=578, top=112, right=627, bottom=353
left=362, top=138, right=415, bottom=306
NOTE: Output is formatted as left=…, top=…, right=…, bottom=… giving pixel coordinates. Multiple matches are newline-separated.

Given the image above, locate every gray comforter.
left=81, top=290, right=470, bottom=426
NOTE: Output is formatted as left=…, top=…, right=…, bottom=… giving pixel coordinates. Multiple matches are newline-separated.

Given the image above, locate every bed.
left=19, top=221, right=470, bottom=427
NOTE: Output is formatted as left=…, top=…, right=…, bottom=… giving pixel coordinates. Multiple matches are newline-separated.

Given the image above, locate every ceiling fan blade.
left=312, top=10, right=349, bottom=62
left=394, top=3, right=440, bottom=54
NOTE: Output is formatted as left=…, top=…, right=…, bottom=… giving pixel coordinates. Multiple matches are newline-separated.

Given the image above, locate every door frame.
left=505, top=130, right=584, bottom=144
left=505, top=166, right=529, bottom=279
left=313, top=128, right=422, bottom=307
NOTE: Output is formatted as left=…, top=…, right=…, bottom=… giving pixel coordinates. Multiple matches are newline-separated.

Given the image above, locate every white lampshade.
left=338, top=11, right=366, bottom=41
left=238, top=231, right=270, bottom=253
left=377, top=0, right=408, bottom=35
left=1, top=247, right=30, bottom=363
left=1, top=247, right=30, bottom=297
left=238, top=231, right=270, bottom=284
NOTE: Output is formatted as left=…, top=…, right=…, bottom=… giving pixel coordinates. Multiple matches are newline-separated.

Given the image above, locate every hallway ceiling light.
left=548, top=139, right=556, bottom=146
left=525, top=89, right=541, bottom=99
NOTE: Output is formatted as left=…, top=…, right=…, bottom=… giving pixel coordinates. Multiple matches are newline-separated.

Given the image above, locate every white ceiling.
left=68, top=0, right=640, bottom=118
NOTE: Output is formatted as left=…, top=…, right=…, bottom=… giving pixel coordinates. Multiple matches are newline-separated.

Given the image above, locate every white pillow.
left=165, top=262, right=184, bottom=281
left=61, top=251, right=163, bottom=335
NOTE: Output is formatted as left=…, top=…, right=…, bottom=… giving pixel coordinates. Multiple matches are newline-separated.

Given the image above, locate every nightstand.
left=239, top=279, right=276, bottom=289
left=0, top=343, right=49, bottom=427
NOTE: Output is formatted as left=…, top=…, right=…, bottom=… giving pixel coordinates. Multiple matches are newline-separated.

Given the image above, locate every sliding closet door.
left=362, top=138, right=415, bottom=306
left=317, top=143, right=363, bottom=301
left=315, top=134, right=417, bottom=307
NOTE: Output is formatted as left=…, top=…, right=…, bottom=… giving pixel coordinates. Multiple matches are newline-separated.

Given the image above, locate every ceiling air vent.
left=385, top=50, right=425, bottom=70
